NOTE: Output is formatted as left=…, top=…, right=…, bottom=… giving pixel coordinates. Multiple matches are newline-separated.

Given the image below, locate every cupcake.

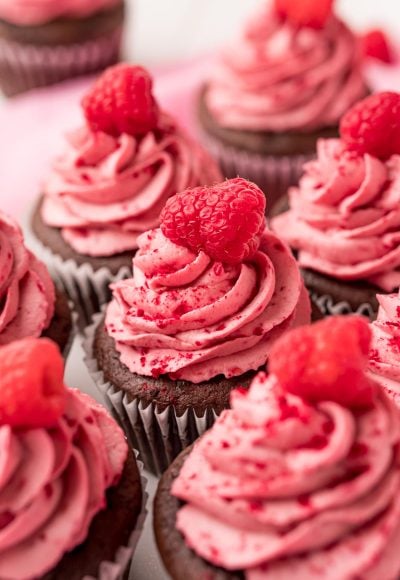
left=0, top=210, right=72, bottom=355
left=369, top=290, right=400, bottom=407
left=271, top=92, right=400, bottom=320
left=155, top=316, right=400, bottom=580
left=31, top=64, right=222, bottom=327
left=0, top=0, right=124, bottom=97
left=199, top=0, right=368, bottom=208
left=85, top=178, right=311, bottom=474
left=0, top=336, right=144, bottom=579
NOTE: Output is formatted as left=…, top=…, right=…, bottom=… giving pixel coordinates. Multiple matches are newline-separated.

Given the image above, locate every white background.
left=129, top=0, right=399, bottom=65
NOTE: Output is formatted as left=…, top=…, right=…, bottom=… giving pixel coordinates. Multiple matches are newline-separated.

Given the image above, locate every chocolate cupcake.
left=31, top=64, right=222, bottom=327
left=0, top=210, right=72, bottom=356
left=0, top=0, right=125, bottom=97
left=271, top=92, right=400, bottom=320
left=199, top=0, right=368, bottom=208
left=85, top=178, right=312, bottom=474
left=0, top=336, right=145, bottom=579
left=155, top=316, right=400, bottom=580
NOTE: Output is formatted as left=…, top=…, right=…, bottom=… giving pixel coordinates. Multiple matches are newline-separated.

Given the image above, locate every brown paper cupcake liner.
left=83, top=311, right=219, bottom=476
left=0, top=26, right=122, bottom=97
left=202, top=132, right=313, bottom=209
left=310, top=291, right=376, bottom=320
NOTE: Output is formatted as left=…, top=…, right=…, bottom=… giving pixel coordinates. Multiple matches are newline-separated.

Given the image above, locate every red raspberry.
left=269, top=317, right=376, bottom=409
left=160, top=178, right=266, bottom=264
left=274, top=0, right=334, bottom=29
left=340, top=92, right=400, bottom=160
left=82, top=64, right=159, bottom=137
left=361, top=29, right=394, bottom=64
left=0, top=338, right=66, bottom=429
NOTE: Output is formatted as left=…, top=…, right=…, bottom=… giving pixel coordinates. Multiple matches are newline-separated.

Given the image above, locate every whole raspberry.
left=160, top=178, right=266, bottom=264
left=361, top=29, right=394, bottom=64
left=340, top=92, right=400, bottom=160
left=0, top=338, right=66, bottom=428
left=269, top=316, right=376, bottom=410
left=275, top=0, right=334, bottom=29
left=82, top=64, right=159, bottom=137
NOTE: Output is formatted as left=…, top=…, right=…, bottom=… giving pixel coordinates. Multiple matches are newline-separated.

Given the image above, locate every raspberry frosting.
left=0, top=388, right=127, bottom=580
left=271, top=139, right=400, bottom=291
left=369, top=291, right=400, bottom=406
left=206, top=6, right=367, bottom=133
left=173, top=372, right=400, bottom=579
left=42, top=117, right=222, bottom=257
left=0, top=0, right=120, bottom=26
left=0, top=212, right=54, bottom=345
left=105, top=226, right=310, bottom=384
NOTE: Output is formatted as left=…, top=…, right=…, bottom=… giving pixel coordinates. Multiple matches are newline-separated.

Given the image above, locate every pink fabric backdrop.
left=0, top=56, right=396, bottom=219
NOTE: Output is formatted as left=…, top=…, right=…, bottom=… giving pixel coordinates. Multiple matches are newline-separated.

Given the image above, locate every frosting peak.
left=271, top=139, right=400, bottom=290
left=0, top=212, right=54, bottom=345
left=42, top=116, right=222, bottom=257
left=106, top=225, right=310, bottom=383
left=206, top=5, right=367, bottom=133
left=173, top=371, right=400, bottom=578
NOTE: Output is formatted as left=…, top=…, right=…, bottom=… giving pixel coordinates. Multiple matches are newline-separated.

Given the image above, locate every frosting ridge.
left=206, top=6, right=367, bottom=133
left=105, top=226, right=310, bottom=383
left=173, top=372, right=400, bottom=579
left=0, top=212, right=54, bottom=345
left=271, top=139, right=400, bottom=290
left=42, top=116, right=222, bottom=257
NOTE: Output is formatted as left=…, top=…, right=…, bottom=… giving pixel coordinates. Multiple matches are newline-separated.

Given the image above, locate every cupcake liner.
left=30, top=235, right=131, bottom=330
left=0, top=26, right=122, bottom=97
left=83, top=310, right=219, bottom=476
left=311, top=292, right=376, bottom=320
left=202, top=132, right=313, bottom=208
left=84, top=450, right=148, bottom=580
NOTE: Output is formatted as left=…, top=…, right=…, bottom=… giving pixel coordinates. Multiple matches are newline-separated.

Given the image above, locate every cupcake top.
left=173, top=316, right=400, bottom=579
left=369, top=290, right=400, bottom=404
left=0, top=0, right=120, bottom=26
left=0, top=337, right=128, bottom=580
left=106, top=178, right=310, bottom=384
left=205, top=0, right=367, bottom=133
left=41, top=64, right=222, bottom=258
left=271, top=92, right=400, bottom=291
left=0, top=211, right=55, bottom=345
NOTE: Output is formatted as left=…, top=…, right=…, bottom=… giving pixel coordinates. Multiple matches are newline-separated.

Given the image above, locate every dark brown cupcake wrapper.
left=83, top=311, right=219, bottom=476
left=0, top=25, right=122, bottom=97
left=310, top=291, right=376, bottom=320
left=201, top=132, right=313, bottom=209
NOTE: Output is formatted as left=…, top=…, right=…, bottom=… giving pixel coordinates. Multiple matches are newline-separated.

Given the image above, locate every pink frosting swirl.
left=206, top=6, right=367, bottom=133
left=105, top=226, right=310, bottom=383
left=271, top=139, right=400, bottom=291
left=369, top=291, right=400, bottom=406
left=42, top=117, right=222, bottom=257
left=0, top=388, right=127, bottom=580
left=173, top=372, right=400, bottom=579
left=0, top=0, right=120, bottom=26
left=0, top=212, right=54, bottom=345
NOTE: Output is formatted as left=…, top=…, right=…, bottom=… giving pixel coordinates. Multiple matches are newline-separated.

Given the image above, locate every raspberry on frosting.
left=82, top=64, right=159, bottom=137
left=0, top=338, right=65, bottom=428
left=160, top=178, right=266, bottom=265
left=270, top=316, right=376, bottom=409
left=340, top=92, right=400, bottom=160
left=275, top=0, right=334, bottom=29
